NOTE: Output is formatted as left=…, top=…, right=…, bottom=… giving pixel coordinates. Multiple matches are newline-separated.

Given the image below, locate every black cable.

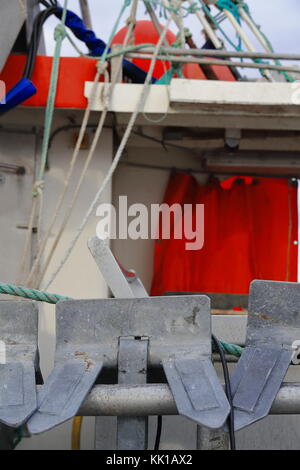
left=23, top=5, right=61, bottom=79
left=38, top=0, right=51, bottom=7
left=23, top=7, right=50, bottom=78
left=211, top=334, right=236, bottom=450
left=23, top=10, right=46, bottom=78
left=39, top=0, right=57, bottom=7
left=154, top=415, right=162, bottom=450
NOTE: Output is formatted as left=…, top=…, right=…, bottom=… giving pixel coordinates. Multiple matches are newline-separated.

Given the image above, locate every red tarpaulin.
left=151, top=172, right=298, bottom=296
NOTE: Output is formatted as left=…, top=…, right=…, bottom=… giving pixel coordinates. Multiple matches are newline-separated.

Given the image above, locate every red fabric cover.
left=220, top=176, right=253, bottom=190
left=151, top=172, right=298, bottom=296
left=0, top=55, right=104, bottom=108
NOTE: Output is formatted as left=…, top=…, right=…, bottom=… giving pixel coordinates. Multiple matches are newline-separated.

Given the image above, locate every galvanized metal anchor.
left=27, top=237, right=230, bottom=436
left=229, top=280, right=300, bottom=431
left=0, top=301, right=39, bottom=427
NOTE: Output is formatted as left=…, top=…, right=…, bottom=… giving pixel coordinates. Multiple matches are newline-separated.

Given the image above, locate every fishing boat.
left=0, top=0, right=300, bottom=452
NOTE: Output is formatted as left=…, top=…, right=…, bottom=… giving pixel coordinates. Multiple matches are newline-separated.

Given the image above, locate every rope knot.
left=54, top=24, right=67, bottom=42
left=126, top=15, right=136, bottom=28
left=97, top=61, right=108, bottom=75
left=32, top=180, right=45, bottom=197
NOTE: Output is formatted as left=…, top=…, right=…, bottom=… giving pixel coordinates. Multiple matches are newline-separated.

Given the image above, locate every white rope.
left=16, top=198, right=38, bottom=284
left=32, top=0, right=140, bottom=288
left=16, top=180, right=46, bottom=284
left=186, top=0, right=222, bottom=48
left=42, top=16, right=173, bottom=291
left=238, top=7, right=276, bottom=64
left=34, top=68, right=110, bottom=288
left=222, top=9, right=273, bottom=81
left=26, top=66, right=103, bottom=287
left=36, top=181, right=45, bottom=249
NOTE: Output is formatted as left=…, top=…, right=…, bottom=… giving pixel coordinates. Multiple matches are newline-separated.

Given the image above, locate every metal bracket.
left=27, top=328, right=103, bottom=435
left=291, top=340, right=300, bottom=365
left=117, top=337, right=149, bottom=450
left=28, top=295, right=230, bottom=434
left=89, top=237, right=230, bottom=428
left=163, top=356, right=230, bottom=430
left=88, top=237, right=230, bottom=445
left=229, top=280, right=300, bottom=431
left=87, top=237, right=148, bottom=298
left=225, top=128, right=241, bottom=150
left=0, top=301, right=39, bottom=427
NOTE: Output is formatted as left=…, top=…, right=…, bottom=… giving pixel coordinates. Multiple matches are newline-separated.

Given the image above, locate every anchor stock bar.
left=76, top=382, right=300, bottom=416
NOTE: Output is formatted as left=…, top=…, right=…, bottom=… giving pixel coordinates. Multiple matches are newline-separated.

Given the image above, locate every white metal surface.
left=84, top=79, right=300, bottom=131
left=169, top=79, right=298, bottom=110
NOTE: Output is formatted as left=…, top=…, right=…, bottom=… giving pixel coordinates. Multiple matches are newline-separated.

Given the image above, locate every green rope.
left=199, top=0, right=295, bottom=81
left=216, top=0, right=242, bottom=50
left=0, top=283, right=243, bottom=356
left=218, top=340, right=243, bottom=357
left=34, top=0, right=68, bottom=194
left=0, top=282, right=243, bottom=356
left=0, top=282, right=71, bottom=304
left=198, top=0, right=241, bottom=50
left=156, top=30, right=188, bottom=85
left=145, top=0, right=200, bottom=18
left=236, top=0, right=295, bottom=82
left=33, top=0, right=133, bottom=193
left=99, top=0, right=132, bottom=64
left=216, top=0, right=241, bottom=23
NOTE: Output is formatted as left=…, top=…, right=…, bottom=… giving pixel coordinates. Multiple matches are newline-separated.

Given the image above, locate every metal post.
left=197, top=427, right=229, bottom=450
left=117, top=337, right=149, bottom=450
left=79, top=0, right=93, bottom=29
left=111, top=45, right=124, bottom=84
left=88, top=237, right=147, bottom=450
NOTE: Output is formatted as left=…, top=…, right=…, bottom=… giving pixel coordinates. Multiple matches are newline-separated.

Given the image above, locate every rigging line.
left=221, top=7, right=272, bottom=81
left=17, top=1, right=68, bottom=285
left=27, top=0, right=135, bottom=288
left=31, top=0, right=139, bottom=289
left=27, top=66, right=104, bottom=287
left=125, top=53, right=300, bottom=74
left=33, top=73, right=110, bottom=289
left=42, top=14, right=174, bottom=291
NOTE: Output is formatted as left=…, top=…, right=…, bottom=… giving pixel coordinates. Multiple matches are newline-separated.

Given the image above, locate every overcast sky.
left=43, top=0, right=300, bottom=79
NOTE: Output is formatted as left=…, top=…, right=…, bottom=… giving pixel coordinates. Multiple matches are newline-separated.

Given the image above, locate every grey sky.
left=43, top=0, right=300, bottom=79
